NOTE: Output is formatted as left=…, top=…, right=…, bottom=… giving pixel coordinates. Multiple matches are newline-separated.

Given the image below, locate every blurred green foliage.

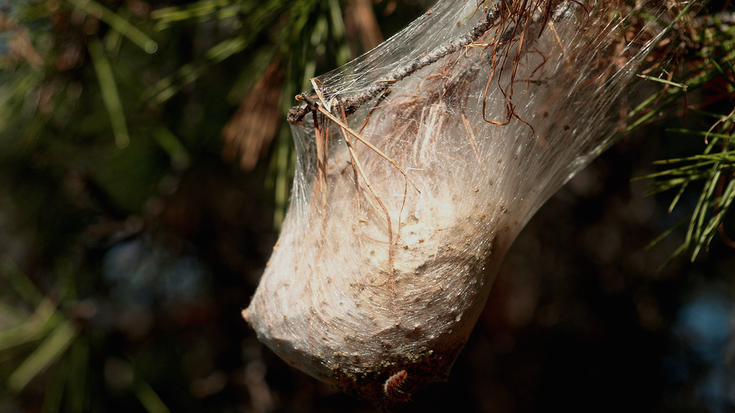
left=0, top=0, right=424, bottom=411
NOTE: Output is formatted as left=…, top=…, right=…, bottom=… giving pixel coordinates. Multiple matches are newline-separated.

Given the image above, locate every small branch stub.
left=384, top=370, right=411, bottom=403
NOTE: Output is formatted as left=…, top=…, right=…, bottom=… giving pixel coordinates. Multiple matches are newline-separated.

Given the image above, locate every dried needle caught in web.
left=243, top=0, right=681, bottom=408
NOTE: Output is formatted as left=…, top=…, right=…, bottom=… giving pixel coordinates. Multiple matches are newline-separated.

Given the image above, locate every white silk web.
left=244, top=0, right=678, bottom=407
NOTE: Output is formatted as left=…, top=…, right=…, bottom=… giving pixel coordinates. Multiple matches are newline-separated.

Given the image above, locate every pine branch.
left=633, top=4, right=735, bottom=264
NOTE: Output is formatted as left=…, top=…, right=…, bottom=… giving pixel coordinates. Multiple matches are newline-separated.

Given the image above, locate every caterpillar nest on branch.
left=244, top=0, right=679, bottom=408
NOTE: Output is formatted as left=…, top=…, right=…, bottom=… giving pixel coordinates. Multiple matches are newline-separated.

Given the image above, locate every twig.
left=313, top=104, right=421, bottom=194
left=287, top=3, right=502, bottom=124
